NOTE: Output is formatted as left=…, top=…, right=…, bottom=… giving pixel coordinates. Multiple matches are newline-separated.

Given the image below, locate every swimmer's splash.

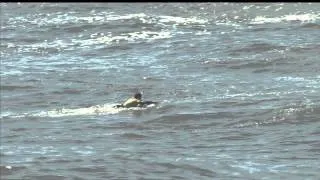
left=1, top=103, right=157, bottom=119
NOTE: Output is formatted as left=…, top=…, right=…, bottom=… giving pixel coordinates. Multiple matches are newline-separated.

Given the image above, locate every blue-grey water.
left=1, top=3, right=320, bottom=180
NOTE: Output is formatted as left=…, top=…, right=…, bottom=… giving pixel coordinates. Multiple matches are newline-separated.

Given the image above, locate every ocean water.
left=1, top=3, right=320, bottom=180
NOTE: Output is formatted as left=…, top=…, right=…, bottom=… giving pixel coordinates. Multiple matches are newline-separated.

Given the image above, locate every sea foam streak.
left=9, top=30, right=172, bottom=52
left=1, top=104, right=155, bottom=119
left=7, top=12, right=208, bottom=28
left=251, top=13, right=320, bottom=24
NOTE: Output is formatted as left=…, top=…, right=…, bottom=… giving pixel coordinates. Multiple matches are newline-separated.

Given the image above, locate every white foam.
left=7, top=12, right=145, bottom=28
left=76, top=30, right=172, bottom=46
left=195, top=30, right=211, bottom=36
left=274, top=76, right=305, bottom=82
left=274, top=76, right=320, bottom=88
left=6, top=30, right=172, bottom=54
left=3, top=103, right=155, bottom=119
left=0, top=69, right=24, bottom=76
left=0, top=111, right=16, bottom=119
left=251, top=13, right=320, bottom=24
left=215, top=20, right=241, bottom=28
left=34, top=104, right=123, bottom=117
left=158, top=15, right=208, bottom=25
left=107, top=13, right=147, bottom=21
left=8, top=12, right=208, bottom=29
left=242, top=5, right=255, bottom=10
left=88, top=30, right=167, bottom=46
left=5, top=12, right=211, bottom=53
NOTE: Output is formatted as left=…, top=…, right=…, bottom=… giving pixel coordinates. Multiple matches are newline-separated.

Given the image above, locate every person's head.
left=134, top=92, right=142, bottom=100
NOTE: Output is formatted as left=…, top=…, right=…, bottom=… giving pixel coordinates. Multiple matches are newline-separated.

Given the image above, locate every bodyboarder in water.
left=114, top=92, right=158, bottom=108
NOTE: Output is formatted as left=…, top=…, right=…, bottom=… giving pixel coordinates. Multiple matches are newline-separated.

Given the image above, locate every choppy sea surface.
left=1, top=3, right=320, bottom=180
